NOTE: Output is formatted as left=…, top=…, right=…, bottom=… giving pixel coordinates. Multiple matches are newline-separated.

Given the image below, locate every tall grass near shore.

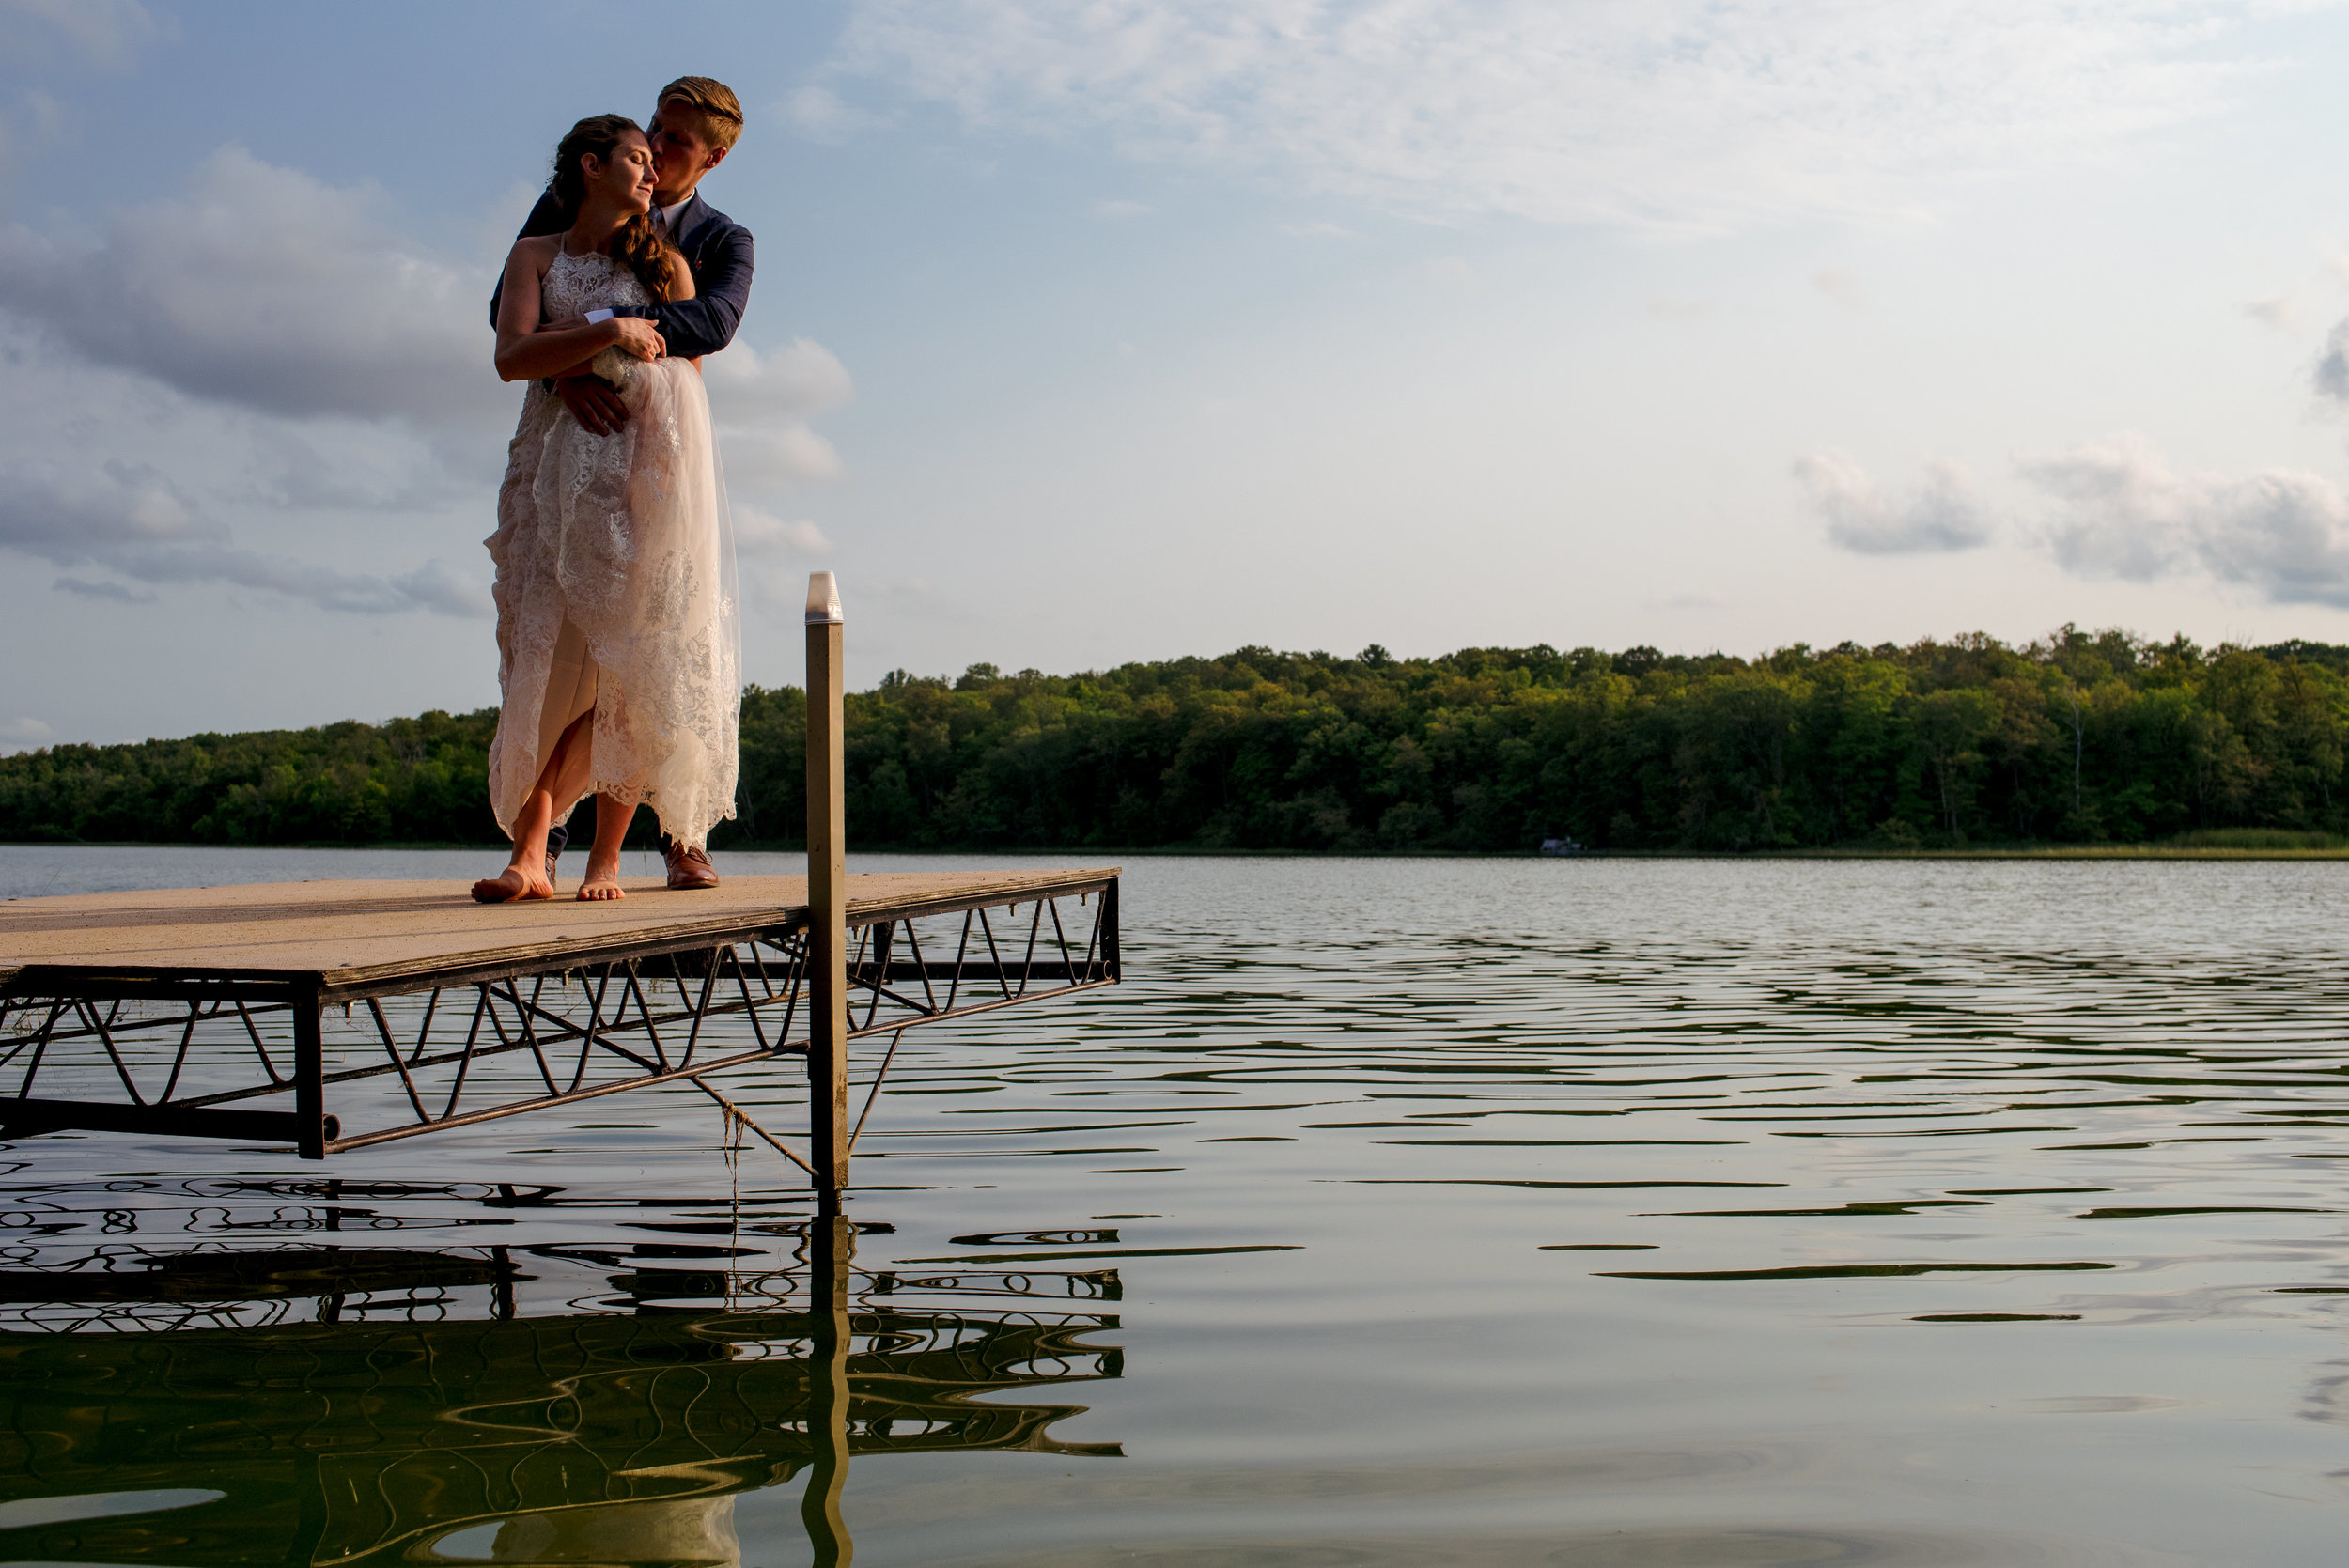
left=2167, top=828, right=2349, bottom=851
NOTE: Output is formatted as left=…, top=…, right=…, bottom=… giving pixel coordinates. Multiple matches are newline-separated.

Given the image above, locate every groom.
left=493, top=75, right=754, bottom=892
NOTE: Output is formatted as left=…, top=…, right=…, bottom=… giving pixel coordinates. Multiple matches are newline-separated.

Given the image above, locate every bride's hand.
left=609, top=317, right=666, bottom=362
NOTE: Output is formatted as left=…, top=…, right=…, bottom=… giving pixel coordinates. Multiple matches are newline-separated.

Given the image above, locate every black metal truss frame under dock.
left=0, top=875, right=1118, bottom=1164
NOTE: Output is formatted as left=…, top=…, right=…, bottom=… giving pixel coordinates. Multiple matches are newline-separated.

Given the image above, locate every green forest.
left=7, top=626, right=2349, bottom=853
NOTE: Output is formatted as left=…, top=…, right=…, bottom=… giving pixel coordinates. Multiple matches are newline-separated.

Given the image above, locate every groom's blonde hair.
left=658, top=76, right=743, bottom=152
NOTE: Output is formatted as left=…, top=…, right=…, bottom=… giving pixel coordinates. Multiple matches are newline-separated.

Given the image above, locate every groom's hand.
left=553, top=374, right=629, bottom=436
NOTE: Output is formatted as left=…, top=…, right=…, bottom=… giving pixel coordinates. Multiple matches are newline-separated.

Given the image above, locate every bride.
left=474, top=115, right=739, bottom=904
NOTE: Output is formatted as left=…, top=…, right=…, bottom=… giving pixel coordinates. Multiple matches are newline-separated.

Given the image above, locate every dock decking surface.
left=0, top=869, right=1117, bottom=988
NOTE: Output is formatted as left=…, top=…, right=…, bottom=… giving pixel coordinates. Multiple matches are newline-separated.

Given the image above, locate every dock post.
left=805, top=572, right=851, bottom=1191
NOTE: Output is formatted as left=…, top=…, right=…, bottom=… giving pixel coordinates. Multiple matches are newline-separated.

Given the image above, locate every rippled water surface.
left=6, top=846, right=2349, bottom=1565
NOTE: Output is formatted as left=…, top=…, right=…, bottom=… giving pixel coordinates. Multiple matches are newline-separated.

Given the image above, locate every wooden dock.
left=0, top=573, right=1120, bottom=1189
left=0, top=866, right=1119, bottom=1165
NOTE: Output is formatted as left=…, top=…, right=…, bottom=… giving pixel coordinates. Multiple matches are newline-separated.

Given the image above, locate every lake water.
left=5, top=846, right=2349, bottom=1565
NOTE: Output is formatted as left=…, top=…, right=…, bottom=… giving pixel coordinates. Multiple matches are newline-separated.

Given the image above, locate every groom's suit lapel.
left=668, top=196, right=745, bottom=273
left=669, top=194, right=722, bottom=259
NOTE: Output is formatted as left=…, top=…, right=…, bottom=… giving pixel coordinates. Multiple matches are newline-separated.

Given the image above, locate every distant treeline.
left=8, top=627, right=2349, bottom=852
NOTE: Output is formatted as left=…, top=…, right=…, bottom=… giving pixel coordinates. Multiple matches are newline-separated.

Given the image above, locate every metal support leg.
left=293, top=986, right=328, bottom=1161
left=1101, top=878, right=1121, bottom=981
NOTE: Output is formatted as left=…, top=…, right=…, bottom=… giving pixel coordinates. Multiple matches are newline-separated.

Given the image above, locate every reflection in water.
left=0, top=1219, right=1121, bottom=1568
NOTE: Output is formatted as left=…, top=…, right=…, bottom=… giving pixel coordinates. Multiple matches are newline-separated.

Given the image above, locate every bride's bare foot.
left=577, top=853, right=626, bottom=902
left=472, top=863, right=554, bottom=904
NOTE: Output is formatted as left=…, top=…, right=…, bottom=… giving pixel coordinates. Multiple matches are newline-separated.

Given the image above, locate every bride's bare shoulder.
left=506, top=234, right=563, bottom=271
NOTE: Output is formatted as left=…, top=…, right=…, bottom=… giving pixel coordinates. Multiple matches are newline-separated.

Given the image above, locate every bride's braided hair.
left=546, top=115, right=685, bottom=302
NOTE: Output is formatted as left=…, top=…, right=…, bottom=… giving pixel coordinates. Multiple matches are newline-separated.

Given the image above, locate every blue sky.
left=8, top=0, right=2349, bottom=746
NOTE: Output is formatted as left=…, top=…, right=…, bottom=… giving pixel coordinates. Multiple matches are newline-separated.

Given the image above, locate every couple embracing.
left=472, top=77, right=754, bottom=906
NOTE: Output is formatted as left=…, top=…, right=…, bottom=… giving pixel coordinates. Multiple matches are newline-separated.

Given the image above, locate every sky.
left=8, top=0, right=2349, bottom=747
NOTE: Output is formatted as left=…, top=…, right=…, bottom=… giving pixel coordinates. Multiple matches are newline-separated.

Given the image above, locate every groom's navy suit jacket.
left=488, top=190, right=754, bottom=361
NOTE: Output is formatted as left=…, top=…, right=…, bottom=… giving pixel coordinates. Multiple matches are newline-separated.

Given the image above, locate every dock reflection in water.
left=0, top=1205, right=1120, bottom=1568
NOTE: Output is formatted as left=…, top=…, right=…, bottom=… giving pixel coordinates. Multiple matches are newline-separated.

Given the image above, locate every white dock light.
left=805, top=570, right=843, bottom=625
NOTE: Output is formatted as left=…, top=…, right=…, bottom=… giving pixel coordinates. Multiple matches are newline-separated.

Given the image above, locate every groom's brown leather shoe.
left=664, top=842, right=720, bottom=891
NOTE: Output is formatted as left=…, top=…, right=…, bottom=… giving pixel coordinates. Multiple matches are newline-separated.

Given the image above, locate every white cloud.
left=1812, top=266, right=1864, bottom=311
left=0, top=145, right=848, bottom=629
left=2316, top=318, right=2349, bottom=406
left=2019, top=430, right=2349, bottom=607
left=386, top=558, right=496, bottom=617
left=856, top=576, right=964, bottom=620
left=1646, top=295, right=1715, bottom=320
left=831, top=0, right=2307, bottom=235
left=0, top=146, right=852, bottom=482
left=1796, top=450, right=1992, bottom=554
left=2019, top=433, right=2190, bottom=579
left=704, top=338, right=856, bottom=489
left=2244, top=294, right=2299, bottom=330
left=0, top=0, right=164, bottom=67
left=17, top=89, right=61, bottom=139
left=1094, top=198, right=1154, bottom=219
left=0, top=86, right=66, bottom=189
left=0, top=715, right=54, bottom=755
left=0, top=147, right=501, bottom=426
left=1415, top=256, right=1485, bottom=292
left=0, top=462, right=215, bottom=560
left=735, top=508, right=834, bottom=558
left=239, top=423, right=471, bottom=511
left=0, top=462, right=488, bottom=617
left=54, top=576, right=155, bottom=604
left=785, top=85, right=886, bottom=144
left=735, top=508, right=839, bottom=613
left=89, top=542, right=491, bottom=617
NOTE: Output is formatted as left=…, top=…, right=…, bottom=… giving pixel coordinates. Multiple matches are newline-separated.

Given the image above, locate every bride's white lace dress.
left=484, top=248, right=740, bottom=851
